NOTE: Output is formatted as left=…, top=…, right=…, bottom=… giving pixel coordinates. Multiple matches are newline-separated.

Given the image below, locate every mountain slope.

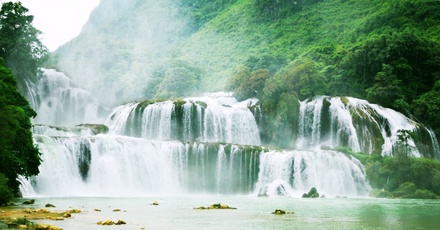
left=50, top=0, right=440, bottom=116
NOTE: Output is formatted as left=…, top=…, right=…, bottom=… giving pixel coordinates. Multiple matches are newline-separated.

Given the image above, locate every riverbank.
left=0, top=200, right=81, bottom=229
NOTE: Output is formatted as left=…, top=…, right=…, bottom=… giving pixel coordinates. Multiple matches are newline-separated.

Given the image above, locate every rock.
left=36, top=223, right=62, bottom=230
left=112, top=209, right=121, bottom=212
left=45, top=203, right=56, bottom=208
left=39, top=208, right=51, bottom=213
left=101, top=219, right=114, bottom=225
left=18, top=224, right=27, bottom=229
left=302, top=187, right=320, bottom=198
left=194, top=203, right=237, bottom=210
left=115, top=220, right=126, bottom=225
left=63, top=213, right=71, bottom=218
left=67, top=208, right=81, bottom=213
left=23, top=199, right=35, bottom=205
left=94, top=208, right=101, bottom=212
left=272, top=209, right=286, bottom=215
left=272, top=209, right=295, bottom=215
left=76, top=124, right=109, bottom=135
left=152, top=201, right=159, bottom=205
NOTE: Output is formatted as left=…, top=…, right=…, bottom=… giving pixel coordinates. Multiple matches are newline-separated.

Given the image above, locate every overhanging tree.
left=0, top=1, right=48, bottom=90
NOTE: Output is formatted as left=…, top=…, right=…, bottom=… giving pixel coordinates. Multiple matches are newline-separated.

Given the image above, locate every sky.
left=1, top=0, right=100, bottom=51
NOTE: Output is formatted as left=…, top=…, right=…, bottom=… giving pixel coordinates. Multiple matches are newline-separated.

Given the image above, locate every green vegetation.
left=0, top=59, right=41, bottom=204
left=0, top=2, right=43, bottom=204
left=336, top=130, right=440, bottom=198
left=0, top=2, right=48, bottom=91
left=223, top=0, right=440, bottom=136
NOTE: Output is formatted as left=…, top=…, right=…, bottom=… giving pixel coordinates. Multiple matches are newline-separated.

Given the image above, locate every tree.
left=0, top=2, right=48, bottom=89
left=366, top=64, right=403, bottom=108
left=282, top=59, right=327, bottom=100
left=0, top=59, right=40, bottom=198
left=226, top=66, right=270, bottom=101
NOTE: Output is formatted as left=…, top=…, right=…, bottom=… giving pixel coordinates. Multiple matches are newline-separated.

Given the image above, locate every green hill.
left=51, top=0, right=440, bottom=132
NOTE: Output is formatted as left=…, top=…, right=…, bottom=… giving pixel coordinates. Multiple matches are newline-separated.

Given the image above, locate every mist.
left=49, top=0, right=248, bottom=107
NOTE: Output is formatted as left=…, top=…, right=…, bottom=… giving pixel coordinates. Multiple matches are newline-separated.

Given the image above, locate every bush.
left=0, top=174, right=14, bottom=205
left=412, top=190, right=437, bottom=199
left=392, top=182, right=416, bottom=198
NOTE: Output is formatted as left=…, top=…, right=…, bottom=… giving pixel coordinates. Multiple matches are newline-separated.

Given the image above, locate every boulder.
left=22, top=199, right=35, bottom=205
left=271, top=209, right=295, bottom=215
left=302, top=187, right=319, bottom=198
left=194, top=203, right=237, bottom=210
left=45, top=203, right=56, bottom=208
left=101, top=219, right=114, bottom=225
left=115, top=220, right=126, bottom=225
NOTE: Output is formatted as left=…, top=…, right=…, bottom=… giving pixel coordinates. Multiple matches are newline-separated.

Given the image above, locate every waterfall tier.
left=30, top=69, right=107, bottom=126
left=296, top=96, right=439, bottom=158
left=105, top=93, right=261, bottom=146
left=26, top=134, right=369, bottom=197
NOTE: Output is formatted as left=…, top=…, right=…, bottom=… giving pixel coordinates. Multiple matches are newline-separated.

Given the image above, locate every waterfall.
left=20, top=72, right=386, bottom=197
left=28, top=134, right=265, bottom=196
left=26, top=133, right=369, bottom=197
left=105, top=93, right=261, bottom=146
left=255, top=150, right=370, bottom=197
left=295, top=96, right=439, bottom=158
left=32, top=69, right=107, bottom=126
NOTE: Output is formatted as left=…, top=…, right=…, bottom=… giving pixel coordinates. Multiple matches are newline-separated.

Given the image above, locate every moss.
left=195, top=101, right=207, bottom=108
left=173, top=99, right=187, bottom=108
left=340, top=96, right=349, bottom=106
left=137, top=100, right=155, bottom=109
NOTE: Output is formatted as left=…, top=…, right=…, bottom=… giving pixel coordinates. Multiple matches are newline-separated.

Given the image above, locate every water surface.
left=7, top=196, right=440, bottom=229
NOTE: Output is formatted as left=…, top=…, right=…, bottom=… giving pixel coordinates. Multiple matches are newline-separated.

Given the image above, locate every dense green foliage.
left=222, top=0, right=440, bottom=136
left=0, top=173, right=13, bottom=205
left=0, top=60, right=41, bottom=201
left=0, top=2, right=48, bottom=90
left=0, top=2, right=43, bottom=203
left=338, top=131, right=440, bottom=198
left=150, top=60, right=203, bottom=99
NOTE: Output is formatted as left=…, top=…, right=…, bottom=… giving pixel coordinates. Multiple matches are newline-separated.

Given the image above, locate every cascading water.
left=21, top=73, right=379, bottom=197
left=105, top=93, right=261, bottom=146
left=296, top=96, right=440, bottom=158
left=31, top=69, right=107, bottom=126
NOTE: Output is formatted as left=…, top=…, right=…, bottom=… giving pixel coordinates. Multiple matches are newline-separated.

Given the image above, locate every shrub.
left=412, top=190, right=437, bottom=199
left=0, top=174, right=14, bottom=205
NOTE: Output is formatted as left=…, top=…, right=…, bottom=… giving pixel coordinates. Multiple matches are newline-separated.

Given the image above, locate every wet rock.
left=66, top=208, right=81, bottom=214
left=101, top=219, right=114, bottom=225
left=45, top=203, right=56, bottom=208
left=115, top=220, right=126, bottom=225
left=22, top=199, right=35, bottom=205
left=194, top=203, right=237, bottom=210
left=302, top=187, right=319, bottom=198
left=271, top=209, right=295, bottom=215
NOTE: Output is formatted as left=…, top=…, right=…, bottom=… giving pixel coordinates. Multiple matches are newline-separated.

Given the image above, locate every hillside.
left=50, top=0, right=440, bottom=131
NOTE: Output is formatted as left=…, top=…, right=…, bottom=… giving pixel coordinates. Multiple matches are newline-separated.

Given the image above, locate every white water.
left=105, top=93, right=261, bottom=146
left=28, top=70, right=440, bottom=197
left=255, top=150, right=369, bottom=197
left=26, top=133, right=370, bottom=197
left=31, top=69, right=106, bottom=126
left=296, top=96, right=439, bottom=158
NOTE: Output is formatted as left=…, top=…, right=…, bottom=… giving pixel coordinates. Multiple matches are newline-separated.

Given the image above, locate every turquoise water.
left=4, top=196, right=440, bottom=229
